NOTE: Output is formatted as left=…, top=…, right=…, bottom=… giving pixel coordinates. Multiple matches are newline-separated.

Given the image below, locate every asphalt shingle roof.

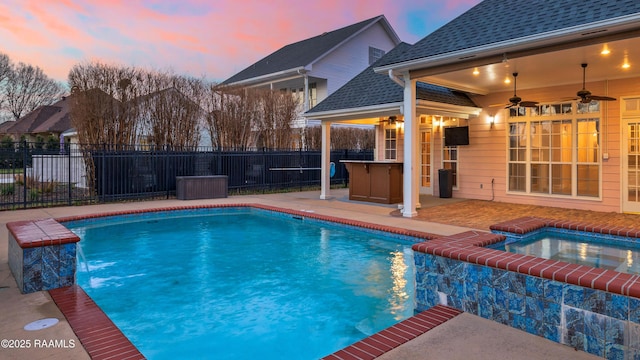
left=223, top=15, right=386, bottom=84
left=307, top=43, right=476, bottom=115
left=379, top=0, right=640, bottom=67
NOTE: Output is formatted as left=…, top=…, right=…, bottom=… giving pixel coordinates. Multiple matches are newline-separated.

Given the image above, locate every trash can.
left=438, top=169, right=453, bottom=198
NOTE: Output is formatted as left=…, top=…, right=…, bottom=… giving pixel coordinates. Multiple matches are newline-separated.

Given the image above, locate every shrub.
left=0, top=184, right=14, bottom=195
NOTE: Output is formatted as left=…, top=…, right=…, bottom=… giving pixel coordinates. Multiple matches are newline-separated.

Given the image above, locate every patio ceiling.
left=413, top=36, right=640, bottom=97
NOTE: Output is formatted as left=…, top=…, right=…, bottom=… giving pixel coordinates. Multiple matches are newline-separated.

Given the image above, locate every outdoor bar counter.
left=340, top=160, right=403, bottom=204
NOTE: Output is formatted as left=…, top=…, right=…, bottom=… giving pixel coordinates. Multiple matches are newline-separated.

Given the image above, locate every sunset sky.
left=1, top=0, right=481, bottom=85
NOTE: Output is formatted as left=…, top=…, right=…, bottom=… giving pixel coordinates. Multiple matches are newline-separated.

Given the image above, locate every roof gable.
left=380, top=0, right=640, bottom=67
left=223, top=15, right=399, bottom=85
left=307, top=43, right=476, bottom=115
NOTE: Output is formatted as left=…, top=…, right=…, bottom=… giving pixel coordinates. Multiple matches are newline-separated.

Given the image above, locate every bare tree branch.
left=4, top=62, right=65, bottom=120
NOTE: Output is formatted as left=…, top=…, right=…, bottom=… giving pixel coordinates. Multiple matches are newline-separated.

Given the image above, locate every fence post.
left=165, top=146, right=170, bottom=199
left=68, top=144, right=72, bottom=205
left=21, top=141, right=27, bottom=209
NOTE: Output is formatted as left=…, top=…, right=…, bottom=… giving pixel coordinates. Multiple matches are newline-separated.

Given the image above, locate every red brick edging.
left=322, top=305, right=463, bottom=360
left=49, top=285, right=145, bottom=360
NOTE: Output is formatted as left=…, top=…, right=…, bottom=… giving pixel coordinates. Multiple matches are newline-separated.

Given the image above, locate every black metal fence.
left=0, top=142, right=372, bottom=210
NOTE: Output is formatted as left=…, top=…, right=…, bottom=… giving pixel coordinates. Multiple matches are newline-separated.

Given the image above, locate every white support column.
left=402, top=74, right=418, bottom=217
left=320, top=121, right=332, bottom=200
left=303, top=74, right=310, bottom=112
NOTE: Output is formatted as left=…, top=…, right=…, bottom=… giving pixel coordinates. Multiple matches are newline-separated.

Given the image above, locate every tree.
left=68, top=61, right=143, bottom=147
left=204, top=85, right=259, bottom=151
left=255, top=89, right=298, bottom=149
left=4, top=62, right=65, bottom=120
left=139, top=72, right=205, bottom=149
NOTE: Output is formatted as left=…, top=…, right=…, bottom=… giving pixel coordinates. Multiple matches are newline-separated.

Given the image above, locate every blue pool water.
left=66, top=208, right=416, bottom=360
left=493, top=229, right=640, bottom=274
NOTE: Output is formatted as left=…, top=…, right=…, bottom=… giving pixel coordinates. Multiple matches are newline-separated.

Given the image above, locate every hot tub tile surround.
left=412, top=217, right=640, bottom=359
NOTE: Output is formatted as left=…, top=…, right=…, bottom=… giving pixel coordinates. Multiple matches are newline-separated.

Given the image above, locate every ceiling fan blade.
left=519, top=101, right=539, bottom=108
left=589, top=95, right=616, bottom=101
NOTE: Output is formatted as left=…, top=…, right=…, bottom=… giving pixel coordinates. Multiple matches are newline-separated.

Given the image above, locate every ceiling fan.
left=570, top=63, right=616, bottom=103
left=378, top=116, right=403, bottom=125
left=491, top=72, right=539, bottom=108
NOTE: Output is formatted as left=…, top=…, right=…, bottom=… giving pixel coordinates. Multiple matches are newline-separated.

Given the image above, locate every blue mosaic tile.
left=462, top=263, right=479, bottom=284
left=543, top=301, right=561, bottom=326
left=447, top=295, right=463, bottom=310
left=462, top=300, right=478, bottom=314
left=605, top=343, right=626, bottom=360
left=585, top=334, right=605, bottom=357
left=628, top=322, right=640, bottom=350
left=435, top=256, right=450, bottom=275
left=492, top=270, right=511, bottom=291
left=423, top=254, right=437, bottom=272
left=631, top=297, right=640, bottom=324
left=564, top=284, right=586, bottom=308
left=23, top=247, right=42, bottom=266
left=508, top=292, right=525, bottom=315
left=584, top=288, right=606, bottom=314
left=605, top=317, right=626, bottom=346
left=542, top=323, right=561, bottom=343
left=414, top=252, right=426, bottom=268
left=566, top=331, right=586, bottom=352
left=493, top=308, right=510, bottom=325
left=543, top=280, right=563, bottom=303
left=478, top=266, right=493, bottom=287
left=478, top=285, right=495, bottom=319
left=478, top=302, right=493, bottom=319
left=525, top=276, right=543, bottom=297
left=449, top=261, right=465, bottom=280
left=525, top=316, right=542, bottom=336
left=606, top=293, right=629, bottom=321
left=494, top=288, right=509, bottom=313
left=565, top=307, right=585, bottom=334
left=526, top=296, right=544, bottom=321
left=463, top=282, right=478, bottom=303
left=584, top=311, right=606, bottom=339
left=508, top=272, right=526, bottom=295
left=511, top=313, right=527, bottom=331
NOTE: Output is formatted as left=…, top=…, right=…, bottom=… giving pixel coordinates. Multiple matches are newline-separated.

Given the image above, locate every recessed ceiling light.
left=472, top=67, right=480, bottom=76
left=601, top=45, right=610, bottom=55
left=504, top=76, right=511, bottom=84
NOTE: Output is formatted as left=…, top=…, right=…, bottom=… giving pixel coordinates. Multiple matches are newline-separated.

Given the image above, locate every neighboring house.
left=223, top=15, right=401, bottom=146
left=312, top=0, right=640, bottom=217
left=0, top=96, right=72, bottom=144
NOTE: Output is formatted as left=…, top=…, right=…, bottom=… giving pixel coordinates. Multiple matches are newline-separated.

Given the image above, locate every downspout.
left=389, top=70, right=405, bottom=87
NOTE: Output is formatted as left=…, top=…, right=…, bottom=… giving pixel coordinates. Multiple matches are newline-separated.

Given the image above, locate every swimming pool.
left=489, top=225, right=640, bottom=275
left=64, top=207, right=418, bottom=360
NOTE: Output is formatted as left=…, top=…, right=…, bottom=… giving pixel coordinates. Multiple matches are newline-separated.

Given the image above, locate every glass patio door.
left=420, top=128, right=433, bottom=194
left=623, top=118, right=640, bottom=213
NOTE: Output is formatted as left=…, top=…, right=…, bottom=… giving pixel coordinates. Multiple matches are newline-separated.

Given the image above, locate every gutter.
left=374, top=13, right=640, bottom=74
left=225, top=66, right=309, bottom=87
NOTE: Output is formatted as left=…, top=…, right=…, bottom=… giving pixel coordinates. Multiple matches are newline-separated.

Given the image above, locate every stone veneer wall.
left=412, top=222, right=640, bottom=360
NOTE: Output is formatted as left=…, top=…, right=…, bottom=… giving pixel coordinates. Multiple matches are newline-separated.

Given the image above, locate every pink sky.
left=0, top=0, right=481, bottom=84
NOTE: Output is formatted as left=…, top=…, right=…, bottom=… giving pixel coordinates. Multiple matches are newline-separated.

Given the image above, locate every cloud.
left=1, top=0, right=482, bottom=84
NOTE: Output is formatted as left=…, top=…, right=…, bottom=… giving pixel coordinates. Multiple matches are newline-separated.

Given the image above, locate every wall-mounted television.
left=444, top=126, right=469, bottom=146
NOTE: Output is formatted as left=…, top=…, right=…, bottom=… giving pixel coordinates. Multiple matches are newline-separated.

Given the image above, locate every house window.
left=442, top=146, right=458, bottom=187
left=507, top=103, right=600, bottom=198
left=369, top=47, right=385, bottom=65
left=384, top=128, right=396, bottom=160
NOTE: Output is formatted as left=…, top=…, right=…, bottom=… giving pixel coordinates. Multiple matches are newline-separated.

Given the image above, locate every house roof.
left=223, top=15, right=400, bottom=85
left=378, top=0, right=640, bottom=69
left=307, top=43, right=477, bottom=115
left=0, top=97, right=73, bottom=136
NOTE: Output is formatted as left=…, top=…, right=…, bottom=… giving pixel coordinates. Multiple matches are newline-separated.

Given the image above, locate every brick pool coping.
left=412, top=216, right=640, bottom=299
left=43, top=203, right=443, bottom=359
